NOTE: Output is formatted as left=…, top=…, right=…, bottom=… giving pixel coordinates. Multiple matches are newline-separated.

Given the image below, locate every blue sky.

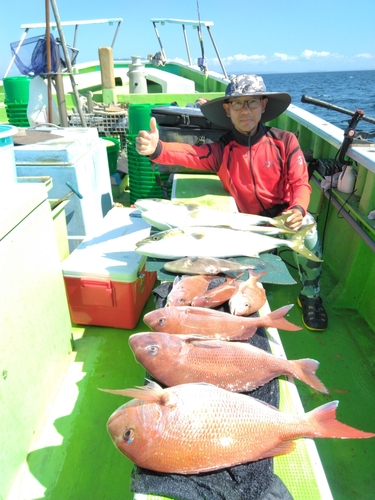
left=1, top=0, right=374, bottom=78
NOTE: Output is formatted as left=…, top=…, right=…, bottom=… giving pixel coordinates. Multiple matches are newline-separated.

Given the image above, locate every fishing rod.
left=301, top=94, right=375, bottom=125
left=302, top=94, right=375, bottom=164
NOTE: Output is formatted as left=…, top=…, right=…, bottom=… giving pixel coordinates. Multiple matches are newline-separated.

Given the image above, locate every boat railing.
left=150, top=18, right=228, bottom=79
left=273, top=104, right=375, bottom=254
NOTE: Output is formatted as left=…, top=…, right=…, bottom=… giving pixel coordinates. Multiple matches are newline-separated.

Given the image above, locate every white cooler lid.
left=61, top=207, right=152, bottom=282
left=14, top=127, right=100, bottom=165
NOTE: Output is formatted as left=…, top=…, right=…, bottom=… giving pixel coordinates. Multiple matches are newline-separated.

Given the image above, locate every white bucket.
left=0, top=125, right=18, bottom=188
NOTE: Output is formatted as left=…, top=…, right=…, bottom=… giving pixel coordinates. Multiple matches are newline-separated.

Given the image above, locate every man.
left=136, top=74, right=327, bottom=331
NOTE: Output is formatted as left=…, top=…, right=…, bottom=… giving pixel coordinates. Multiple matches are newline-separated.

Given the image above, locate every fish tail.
left=290, top=359, right=329, bottom=393
left=307, top=401, right=375, bottom=439
left=261, top=304, right=303, bottom=331
left=272, top=213, right=291, bottom=230
left=284, top=223, right=323, bottom=262
left=99, top=381, right=165, bottom=403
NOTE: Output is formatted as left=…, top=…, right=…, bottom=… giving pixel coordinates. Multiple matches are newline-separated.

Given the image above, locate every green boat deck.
left=6, top=175, right=375, bottom=500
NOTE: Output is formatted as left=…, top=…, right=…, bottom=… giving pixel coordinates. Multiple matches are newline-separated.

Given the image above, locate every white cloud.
left=224, top=54, right=266, bottom=63
left=300, top=50, right=331, bottom=59
left=273, top=52, right=298, bottom=61
left=355, top=53, right=373, bottom=59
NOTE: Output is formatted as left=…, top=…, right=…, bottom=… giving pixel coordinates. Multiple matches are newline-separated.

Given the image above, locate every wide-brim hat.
left=201, top=74, right=291, bottom=129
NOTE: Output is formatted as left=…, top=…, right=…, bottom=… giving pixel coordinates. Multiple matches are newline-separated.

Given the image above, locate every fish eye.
left=123, top=428, right=135, bottom=443
left=158, top=318, right=166, bottom=326
left=147, top=345, right=159, bottom=356
left=152, top=235, right=160, bottom=241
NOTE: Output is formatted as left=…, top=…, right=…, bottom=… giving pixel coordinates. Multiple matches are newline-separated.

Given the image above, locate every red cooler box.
left=61, top=207, right=156, bottom=329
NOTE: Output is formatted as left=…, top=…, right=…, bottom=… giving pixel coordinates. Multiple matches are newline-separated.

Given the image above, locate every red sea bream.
left=103, top=382, right=375, bottom=474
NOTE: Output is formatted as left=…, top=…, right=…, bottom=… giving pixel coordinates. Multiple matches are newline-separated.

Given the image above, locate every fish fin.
left=176, top=333, right=214, bottom=342
left=180, top=203, right=201, bottom=212
left=190, top=340, right=224, bottom=349
left=307, top=401, right=375, bottom=439
left=262, top=304, right=303, bottom=331
left=187, top=209, right=202, bottom=219
left=285, top=224, right=323, bottom=262
left=98, top=381, right=167, bottom=403
left=230, top=327, right=257, bottom=341
left=257, top=441, right=296, bottom=460
left=272, top=213, right=292, bottom=231
left=290, top=359, right=329, bottom=394
left=223, top=270, right=240, bottom=278
left=172, top=276, right=180, bottom=287
left=252, top=270, right=268, bottom=281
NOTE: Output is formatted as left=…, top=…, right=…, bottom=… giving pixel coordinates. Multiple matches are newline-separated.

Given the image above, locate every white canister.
left=337, top=165, right=356, bottom=194
left=0, top=125, right=18, bottom=189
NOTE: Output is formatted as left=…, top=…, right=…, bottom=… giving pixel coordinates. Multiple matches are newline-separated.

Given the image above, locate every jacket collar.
left=232, top=123, right=267, bottom=146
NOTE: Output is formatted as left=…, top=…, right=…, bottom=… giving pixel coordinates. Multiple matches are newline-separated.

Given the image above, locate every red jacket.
left=149, top=124, right=311, bottom=216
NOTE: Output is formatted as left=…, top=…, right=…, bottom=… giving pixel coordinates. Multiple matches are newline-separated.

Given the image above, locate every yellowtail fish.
left=135, top=225, right=322, bottom=262
left=128, top=331, right=329, bottom=393
left=135, top=198, right=292, bottom=233
left=102, top=381, right=375, bottom=474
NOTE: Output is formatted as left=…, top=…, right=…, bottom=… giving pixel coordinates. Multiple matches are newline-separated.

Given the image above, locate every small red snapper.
left=166, top=274, right=214, bottom=307
left=143, top=304, right=302, bottom=340
left=191, top=276, right=239, bottom=308
left=128, top=332, right=328, bottom=393
left=229, top=271, right=267, bottom=315
left=103, top=381, right=375, bottom=474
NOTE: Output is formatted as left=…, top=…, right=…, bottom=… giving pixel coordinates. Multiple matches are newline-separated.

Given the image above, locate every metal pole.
left=45, top=0, right=53, bottom=123
left=50, top=0, right=86, bottom=126
left=206, top=26, right=228, bottom=79
left=181, top=24, right=192, bottom=65
left=4, top=28, right=29, bottom=78
left=152, top=21, right=167, bottom=60
left=111, top=20, right=122, bottom=48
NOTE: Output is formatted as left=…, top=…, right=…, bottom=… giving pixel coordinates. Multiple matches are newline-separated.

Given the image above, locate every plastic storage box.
left=61, top=207, right=156, bottom=329
left=15, top=126, right=113, bottom=252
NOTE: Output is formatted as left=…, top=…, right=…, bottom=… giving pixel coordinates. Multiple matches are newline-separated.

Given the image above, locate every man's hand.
left=136, top=117, right=159, bottom=156
left=283, top=208, right=304, bottom=231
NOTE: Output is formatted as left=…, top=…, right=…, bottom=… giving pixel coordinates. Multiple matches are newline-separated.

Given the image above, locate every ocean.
left=258, top=69, right=375, bottom=137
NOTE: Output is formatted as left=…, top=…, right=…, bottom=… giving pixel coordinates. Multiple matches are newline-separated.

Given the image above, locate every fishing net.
left=10, top=34, right=79, bottom=76
left=131, top=280, right=294, bottom=500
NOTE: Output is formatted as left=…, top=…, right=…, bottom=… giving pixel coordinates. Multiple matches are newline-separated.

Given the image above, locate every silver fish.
left=135, top=198, right=292, bottom=233
left=163, top=257, right=257, bottom=276
left=135, top=225, right=322, bottom=262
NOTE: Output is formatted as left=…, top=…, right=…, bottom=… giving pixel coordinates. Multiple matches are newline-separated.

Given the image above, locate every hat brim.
left=201, top=92, right=292, bottom=129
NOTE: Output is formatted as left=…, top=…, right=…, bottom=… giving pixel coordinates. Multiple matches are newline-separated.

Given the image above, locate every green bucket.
left=3, top=76, right=32, bottom=103
left=101, top=137, right=120, bottom=175
left=127, top=103, right=168, bottom=134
